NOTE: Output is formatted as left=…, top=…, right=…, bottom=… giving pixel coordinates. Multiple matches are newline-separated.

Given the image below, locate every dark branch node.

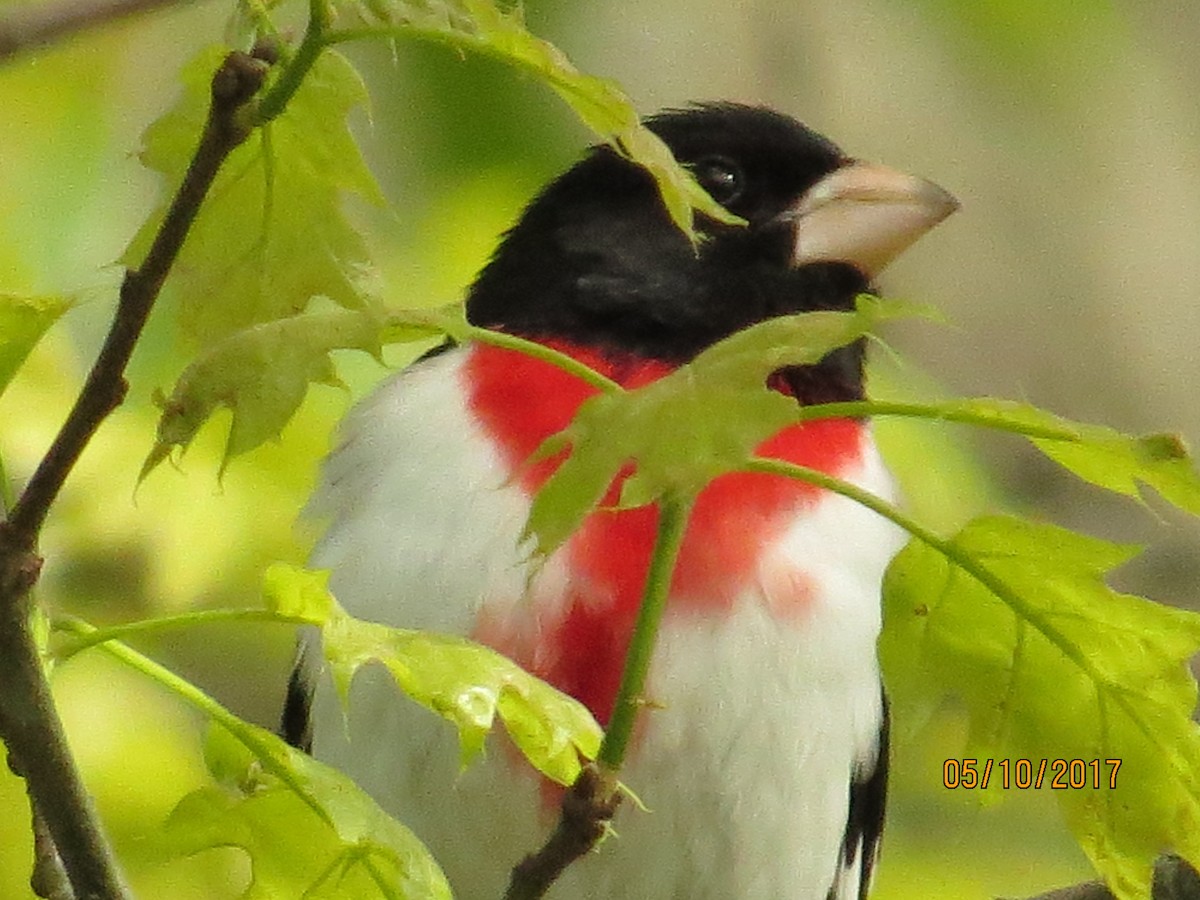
left=212, top=50, right=269, bottom=109
left=0, top=524, right=43, bottom=598
left=505, top=764, right=622, bottom=900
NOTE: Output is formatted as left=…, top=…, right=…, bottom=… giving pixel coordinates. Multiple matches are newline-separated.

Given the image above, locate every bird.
left=285, top=102, right=957, bottom=899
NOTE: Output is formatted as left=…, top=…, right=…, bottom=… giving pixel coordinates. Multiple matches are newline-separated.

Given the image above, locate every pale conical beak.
left=789, top=161, right=959, bottom=278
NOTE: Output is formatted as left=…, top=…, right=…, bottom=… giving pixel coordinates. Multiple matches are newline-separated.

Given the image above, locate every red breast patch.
left=464, top=341, right=864, bottom=726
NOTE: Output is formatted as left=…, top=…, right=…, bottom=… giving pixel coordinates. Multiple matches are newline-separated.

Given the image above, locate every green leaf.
left=160, top=723, right=451, bottom=899
left=880, top=515, right=1200, bottom=900
left=140, top=304, right=462, bottom=478
left=141, top=308, right=381, bottom=479
left=264, top=563, right=602, bottom=784
left=1030, top=421, right=1200, bottom=517
left=335, top=0, right=739, bottom=239
left=125, top=46, right=383, bottom=344
left=63, top=612, right=451, bottom=899
left=524, top=296, right=921, bottom=558
left=0, top=293, right=71, bottom=398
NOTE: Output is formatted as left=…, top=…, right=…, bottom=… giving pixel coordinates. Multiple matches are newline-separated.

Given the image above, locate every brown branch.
left=510, top=788, right=1198, bottom=900
left=503, top=764, right=622, bottom=900
left=0, top=0, right=194, bottom=62
left=1010, top=855, right=1200, bottom=900
left=6, top=50, right=268, bottom=544
left=0, top=49, right=271, bottom=900
left=0, top=535, right=123, bottom=900
left=28, top=795, right=74, bottom=900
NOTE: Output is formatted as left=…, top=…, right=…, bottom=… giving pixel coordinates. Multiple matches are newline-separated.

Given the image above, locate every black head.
left=466, top=103, right=956, bottom=401
left=645, top=103, right=845, bottom=227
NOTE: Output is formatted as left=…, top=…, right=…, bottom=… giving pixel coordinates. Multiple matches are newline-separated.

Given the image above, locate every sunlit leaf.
left=140, top=304, right=462, bottom=478
left=264, top=563, right=602, bottom=784
left=125, top=46, right=383, bottom=344
left=160, top=723, right=451, bottom=899
left=524, top=296, right=922, bottom=558
left=880, top=516, right=1200, bottom=900
left=1030, top=424, right=1200, bottom=517
left=335, top=0, right=739, bottom=238
left=0, top=293, right=71, bottom=397
left=141, top=308, right=381, bottom=479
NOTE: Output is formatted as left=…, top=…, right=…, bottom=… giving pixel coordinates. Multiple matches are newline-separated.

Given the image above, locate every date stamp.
left=942, top=758, right=1122, bottom=790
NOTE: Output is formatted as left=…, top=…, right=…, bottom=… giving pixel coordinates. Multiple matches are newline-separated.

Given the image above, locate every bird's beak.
left=788, top=161, right=959, bottom=278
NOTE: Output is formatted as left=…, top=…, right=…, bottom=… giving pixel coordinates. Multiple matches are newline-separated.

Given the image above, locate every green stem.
left=792, top=399, right=1083, bottom=442
left=55, top=617, right=333, bottom=825
left=464, top=326, right=622, bottom=394
left=325, top=22, right=503, bottom=64
left=597, top=495, right=693, bottom=770
left=744, top=456, right=948, bottom=544
left=741, top=457, right=1109, bottom=703
left=251, top=0, right=330, bottom=126
left=375, top=307, right=621, bottom=395
left=51, top=607, right=310, bottom=661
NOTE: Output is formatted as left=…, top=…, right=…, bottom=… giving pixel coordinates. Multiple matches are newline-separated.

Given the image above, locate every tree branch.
left=1010, top=855, right=1200, bottom=900
left=0, top=48, right=271, bottom=900
left=6, top=49, right=268, bottom=544
left=503, top=764, right=621, bottom=900
left=0, top=0, right=191, bottom=62
left=27, top=795, right=73, bottom=900
left=0, top=532, right=125, bottom=899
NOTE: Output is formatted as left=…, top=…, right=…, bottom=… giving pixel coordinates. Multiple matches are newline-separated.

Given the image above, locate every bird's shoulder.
left=307, top=345, right=534, bottom=633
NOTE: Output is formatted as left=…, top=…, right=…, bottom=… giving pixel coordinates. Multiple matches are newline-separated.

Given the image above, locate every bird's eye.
left=693, top=156, right=744, bottom=207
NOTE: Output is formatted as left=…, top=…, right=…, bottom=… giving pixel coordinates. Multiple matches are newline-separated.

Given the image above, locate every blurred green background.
left=1, top=0, right=1198, bottom=896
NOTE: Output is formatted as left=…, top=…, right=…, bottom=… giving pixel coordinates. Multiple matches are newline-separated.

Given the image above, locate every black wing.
left=828, top=690, right=890, bottom=900
left=280, top=639, right=315, bottom=754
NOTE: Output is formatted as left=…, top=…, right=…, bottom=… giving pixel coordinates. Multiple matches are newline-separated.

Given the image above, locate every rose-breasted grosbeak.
left=286, top=103, right=956, bottom=899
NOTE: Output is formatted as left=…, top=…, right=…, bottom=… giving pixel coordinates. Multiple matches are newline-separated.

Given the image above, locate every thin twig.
left=0, top=0, right=191, bottom=62
left=0, top=48, right=271, bottom=900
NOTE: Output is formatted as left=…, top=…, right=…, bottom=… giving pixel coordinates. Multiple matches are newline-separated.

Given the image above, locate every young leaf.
left=523, top=297, right=921, bottom=558
left=335, top=0, right=739, bottom=239
left=1030, top=421, right=1200, bottom=517
left=141, top=308, right=379, bottom=478
left=879, top=515, right=1200, bottom=900
left=160, top=723, right=452, bottom=899
left=140, top=304, right=461, bottom=478
left=264, top=563, right=603, bottom=785
left=0, top=293, right=71, bottom=398
left=125, top=46, right=383, bottom=344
